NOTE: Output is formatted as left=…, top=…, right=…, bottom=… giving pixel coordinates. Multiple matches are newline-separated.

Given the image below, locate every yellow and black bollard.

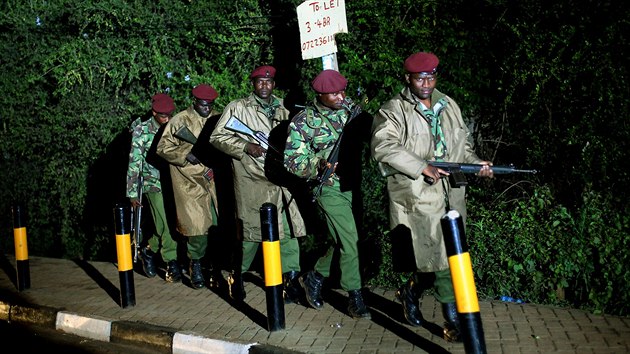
left=441, top=209, right=487, bottom=354
left=113, top=203, right=135, bottom=308
left=11, top=203, right=30, bottom=291
left=260, top=203, right=285, bottom=332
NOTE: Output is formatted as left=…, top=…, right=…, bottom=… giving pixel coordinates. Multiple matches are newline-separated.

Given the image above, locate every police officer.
left=126, top=93, right=181, bottom=283
left=370, top=52, right=493, bottom=340
left=210, top=66, right=306, bottom=303
left=156, top=84, right=221, bottom=290
left=284, top=70, right=371, bottom=319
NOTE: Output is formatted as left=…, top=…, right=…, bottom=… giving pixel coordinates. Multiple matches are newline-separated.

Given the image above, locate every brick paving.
left=1, top=255, right=629, bottom=353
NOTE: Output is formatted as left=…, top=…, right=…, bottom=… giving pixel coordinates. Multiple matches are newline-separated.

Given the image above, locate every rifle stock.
left=225, top=115, right=274, bottom=152
left=174, top=125, right=197, bottom=144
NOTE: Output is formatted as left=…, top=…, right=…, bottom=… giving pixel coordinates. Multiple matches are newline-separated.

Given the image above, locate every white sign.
left=297, top=0, right=348, bottom=60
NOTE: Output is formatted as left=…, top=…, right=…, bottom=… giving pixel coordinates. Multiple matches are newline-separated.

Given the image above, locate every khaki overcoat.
left=156, top=106, right=220, bottom=237
left=209, top=94, right=306, bottom=242
left=371, top=87, right=483, bottom=272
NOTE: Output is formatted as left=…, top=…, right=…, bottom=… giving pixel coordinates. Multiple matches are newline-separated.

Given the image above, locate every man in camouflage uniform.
left=126, top=93, right=181, bottom=282
left=156, top=84, right=221, bottom=290
left=210, top=65, right=306, bottom=303
left=283, top=69, right=371, bottom=319
left=370, top=52, right=493, bottom=341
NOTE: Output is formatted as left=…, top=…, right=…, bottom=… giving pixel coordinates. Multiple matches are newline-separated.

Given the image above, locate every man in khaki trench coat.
left=157, top=84, right=221, bottom=290
left=209, top=66, right=306, bottom=303
left=371, top=52, right=493, bottom=341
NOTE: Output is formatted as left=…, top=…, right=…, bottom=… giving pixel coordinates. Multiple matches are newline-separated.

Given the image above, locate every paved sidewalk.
left=1, top=255, right=629, bottom=353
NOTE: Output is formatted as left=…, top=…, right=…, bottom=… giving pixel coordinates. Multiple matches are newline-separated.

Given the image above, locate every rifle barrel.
left=430, top=162, right=537, bottom=174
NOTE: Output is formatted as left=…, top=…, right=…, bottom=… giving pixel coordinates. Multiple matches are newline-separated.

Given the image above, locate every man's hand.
left=317, top=159, right=338, bottom=174
left=477, top=161, right=494, bottom=178
left=422, top=164, right=449, bottom=185
left=186, top=152, right=201, bottom=165
left=245, top=142, right=266, bottom=158
left=130, top=198, right=141, bottom=208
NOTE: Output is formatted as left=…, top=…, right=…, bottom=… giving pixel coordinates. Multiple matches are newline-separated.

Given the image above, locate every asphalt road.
left=0, top=321, right=160, bottom=354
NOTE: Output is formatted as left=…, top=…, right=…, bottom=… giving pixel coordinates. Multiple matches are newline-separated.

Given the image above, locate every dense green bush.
left=466, top=182, right=630, bottom=316
left=1, top=0, right=629, bottom=316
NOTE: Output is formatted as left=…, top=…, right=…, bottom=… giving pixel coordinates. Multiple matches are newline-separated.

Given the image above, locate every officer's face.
left=193, top=98, right=213, bottom=118
left=252, top=77, right=275, bottom=101
left=153, top=112, right=171, bottom=125
left=406, top=72, right=437, bottom=100
left=317, top=90, right=346, bottom=111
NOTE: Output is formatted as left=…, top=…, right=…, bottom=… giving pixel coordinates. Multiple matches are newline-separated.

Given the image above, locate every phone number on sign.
left=301, top=35, right=335, bottom=51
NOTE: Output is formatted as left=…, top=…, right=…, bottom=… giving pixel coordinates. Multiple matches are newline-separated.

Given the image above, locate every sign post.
left=297, top=0, right=348, bottom=70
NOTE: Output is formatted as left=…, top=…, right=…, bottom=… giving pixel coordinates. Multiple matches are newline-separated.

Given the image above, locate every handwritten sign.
left=297, top=0, right=348, bottom=60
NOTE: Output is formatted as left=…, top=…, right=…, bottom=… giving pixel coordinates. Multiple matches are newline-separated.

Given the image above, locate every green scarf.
left=419, top=98, right=448, bottom=161
left=255, top=95, right=281, bottom=120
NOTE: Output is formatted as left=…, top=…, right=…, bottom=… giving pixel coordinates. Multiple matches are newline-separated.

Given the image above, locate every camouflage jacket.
left=126, top=117, right=162, bottom=199
left=284, top=99, right=348, bottom=185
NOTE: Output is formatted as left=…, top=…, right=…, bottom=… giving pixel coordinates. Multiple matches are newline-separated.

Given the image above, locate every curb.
left=0, top=300, right=301, bottom=353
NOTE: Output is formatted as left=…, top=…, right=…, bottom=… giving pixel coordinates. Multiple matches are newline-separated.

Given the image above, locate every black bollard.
left=113, top=203, right=135, bottom=308
left=441, top=209, right=487, bottom=354
left=260, top=203, right=285, bottom=332
left=11, top=203, right=30, bottom=291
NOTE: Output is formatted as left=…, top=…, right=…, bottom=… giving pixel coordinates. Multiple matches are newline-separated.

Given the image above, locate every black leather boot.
left=442, top=302, right=462, bottom=342
left=395, top=277, right=423, bottom=326
left=165, top=260, right=182, bottom=283
left=283, top=271, right=301, bottom=304
left=140, top=246, right=157, bottom=278
left=347, top=289, right=371, bottom=319
left=189, top=259, right=205, bottom=289
left=228, top=272, right=245, bottom=302
left=299, top=270, right=325, bottom=309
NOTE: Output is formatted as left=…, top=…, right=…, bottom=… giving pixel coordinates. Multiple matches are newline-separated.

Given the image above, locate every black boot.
left=283, top=271, right=301, bottom=304
left=189, top=259, right=205, bottom=289
left=140, top=246, right=157, bottom=278
left=442, top=302, right=462, bottom=342
left=228, top=272, right=245, bottom=302
left=347, top=289, right=371, bottom=319
left=207, top=268, right=222, bottom=289
left=299, top=271, right=324, bottom=309
left=395, top=277, right=423, bottom=326
left=165, top=260, right=182, bottom=283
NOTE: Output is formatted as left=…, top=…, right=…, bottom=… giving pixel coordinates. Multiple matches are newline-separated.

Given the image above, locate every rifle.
left=224, top=116, right=278, bottom=153
left=174, top=125, right=198, bottom=145
left=173, top=125, right=214, bottom=181
left=132, top=173, right=143, bottom=263
left=311, top=98, right=365, bottom=202
left=425, top=161, right=538, bottom=187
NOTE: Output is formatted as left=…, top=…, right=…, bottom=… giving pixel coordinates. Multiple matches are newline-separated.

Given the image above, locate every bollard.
left=113, top=203, right=135, bottom=308
left=260, top=203, right=285, bottom=332
left=441, top=209, right=487, bottom=354
left=11, top=203, right=30, bottom=291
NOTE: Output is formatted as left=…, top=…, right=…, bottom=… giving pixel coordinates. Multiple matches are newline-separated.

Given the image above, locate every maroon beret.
left=151, top=93, right=175, bottom=114
left=311, top=69, right=348, bottom=94
left=191, top=84, right=218, bottom=101
left=404, top=52, right=439, bottom=73
left=250, top=65, right=276, bottom=79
